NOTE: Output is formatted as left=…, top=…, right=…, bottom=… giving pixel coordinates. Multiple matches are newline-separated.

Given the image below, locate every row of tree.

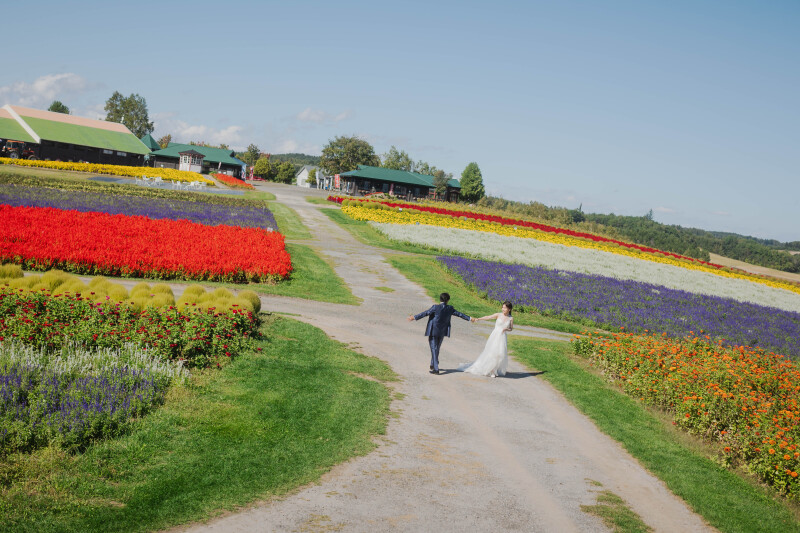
left=317, top=135, right=485, bottom=202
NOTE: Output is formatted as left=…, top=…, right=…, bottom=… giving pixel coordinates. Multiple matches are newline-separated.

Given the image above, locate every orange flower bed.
left=214, top=173, right=254, bottom=190
left=574, top=331, right=800, bottom=497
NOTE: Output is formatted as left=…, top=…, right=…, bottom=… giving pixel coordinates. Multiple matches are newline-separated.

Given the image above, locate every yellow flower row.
left=342, top=204, right=800, bottom=297
left=0, top=158, right=215, bottom=185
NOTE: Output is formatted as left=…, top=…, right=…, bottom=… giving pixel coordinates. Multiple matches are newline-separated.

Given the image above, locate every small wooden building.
left=148, top=143, right=246, bottom=177
left=178, top=149, right=205, bottom=173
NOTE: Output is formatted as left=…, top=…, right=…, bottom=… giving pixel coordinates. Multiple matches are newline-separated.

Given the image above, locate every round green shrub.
left=0, top=263, right=24, bottom=279
left=212, top=288, right=234, bottom=299
left=151, top=284, right=174, bottom=297
left=41, top=270, right=73, bottom=290
left=145, top=294, right=174, bottom=308
left=130, top=283, right=153, bottom=297
left=88, top=276, right=108, bottom=288
left=107, top=285, right=129, bottom=301
left=182, top=285, right=206, bottom=298
left=237, top=290, right=261, bottom=313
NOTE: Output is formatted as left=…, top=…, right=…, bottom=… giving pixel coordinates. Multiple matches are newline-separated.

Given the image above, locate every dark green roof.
left=0, top=116, right=36, bottom=143
left=21, top=116, right=150, bottom=154
left=339, top=165, right=460, bottom=189
left=140, top=133, right=161, bottom=151
left=151, top=143, right=245, bottom=166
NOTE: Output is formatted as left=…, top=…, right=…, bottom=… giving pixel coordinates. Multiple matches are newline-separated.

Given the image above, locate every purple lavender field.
left=0, top=184, right=277, bottom=230
left=0, top=363, right=167, bottom=453
left=438, top=256, right=800, bottom=358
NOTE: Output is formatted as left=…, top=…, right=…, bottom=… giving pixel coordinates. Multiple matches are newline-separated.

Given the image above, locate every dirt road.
left=181, top=184, right=713, bottom=532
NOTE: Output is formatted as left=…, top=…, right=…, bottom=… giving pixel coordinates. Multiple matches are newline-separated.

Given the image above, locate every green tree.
left=104, top=91, right=154, bottom=138
left=274, top=161, right=296, bottom=184
left=47, top=100, right=70, bottom=114
left=253, top=157, right=271, bottom=179
left=157, top=134, right=172, bottom=149
left=433, top=170, right=450, bottom=198
left=382, top=146, right=415, bottom=171
left=319, top=135, right=379, bottom=175
left=307, top=168, right=317, bottom=187
left=460, top=162, right=485, bottom=203
left=241, top=144, right=261, bottom=166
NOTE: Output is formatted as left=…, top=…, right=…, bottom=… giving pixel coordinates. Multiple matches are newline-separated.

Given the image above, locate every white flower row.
left=0, top=341, right=189, bottom=383
left=371, top=222, right=800, bottom=314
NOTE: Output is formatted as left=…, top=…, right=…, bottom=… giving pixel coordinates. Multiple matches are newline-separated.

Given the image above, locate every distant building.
left=148, top=143, right=246, bottom=177
left=295, top=165, right=318, bottom=188
left=140, top=133, right=161, bottom=151
left=0, top=104, right=150, bottom=165
left=334, top=165, right=461, bottom=202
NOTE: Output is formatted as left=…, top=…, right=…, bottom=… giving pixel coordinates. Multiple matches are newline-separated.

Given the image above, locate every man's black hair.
left=439, top=292, right=450, bottom=304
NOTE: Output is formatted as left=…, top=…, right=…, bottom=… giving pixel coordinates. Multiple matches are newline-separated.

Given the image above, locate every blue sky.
left=2, top=1, right=798, bottom=241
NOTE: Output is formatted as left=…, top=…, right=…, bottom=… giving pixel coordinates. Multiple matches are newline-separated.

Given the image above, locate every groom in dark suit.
left=408, top=292, right=474, bottom=374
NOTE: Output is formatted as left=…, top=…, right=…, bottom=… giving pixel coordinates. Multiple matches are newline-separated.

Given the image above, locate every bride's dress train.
left=459, top=315, right=511, bottom=377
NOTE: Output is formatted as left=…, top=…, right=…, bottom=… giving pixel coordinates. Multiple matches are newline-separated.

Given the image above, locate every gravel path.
left=175, top=183, right=714, bottom=533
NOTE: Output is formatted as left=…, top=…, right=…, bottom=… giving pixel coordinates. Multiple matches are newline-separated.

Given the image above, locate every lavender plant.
left=1, top=356, right=169, bottom=453
left=0, top=184, right=277, bottom=230
left=439, top=256, right=800, bottom=358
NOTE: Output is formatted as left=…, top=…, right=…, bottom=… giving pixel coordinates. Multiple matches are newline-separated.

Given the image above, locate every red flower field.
left=0, top=205, right=291, bottom=282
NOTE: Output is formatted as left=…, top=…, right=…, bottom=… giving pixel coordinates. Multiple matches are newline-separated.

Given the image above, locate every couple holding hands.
left=408, top=293, right=513, bottom=378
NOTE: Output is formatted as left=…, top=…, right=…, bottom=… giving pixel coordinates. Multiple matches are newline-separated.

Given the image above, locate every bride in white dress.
left=459, top=301, right=514, bottom=378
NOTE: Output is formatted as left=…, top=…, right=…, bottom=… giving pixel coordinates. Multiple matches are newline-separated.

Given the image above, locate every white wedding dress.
left=459, top=315, right=512, bottom=377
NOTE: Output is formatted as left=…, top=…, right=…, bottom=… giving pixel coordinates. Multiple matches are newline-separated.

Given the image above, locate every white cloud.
left=295, top=107, right=352, bottom=125
left=153, top=112, right=245, bottom=149
left=710, top=210, right=730, bottom=217
left=654, top=206, right=676, bottom=214
left=0, top=73, right=90, bottom=108
left=275, top=139, right=320, bottom=154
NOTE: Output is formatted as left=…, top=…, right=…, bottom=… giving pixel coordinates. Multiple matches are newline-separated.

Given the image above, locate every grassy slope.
left=0, top=317, right=396, bottom=532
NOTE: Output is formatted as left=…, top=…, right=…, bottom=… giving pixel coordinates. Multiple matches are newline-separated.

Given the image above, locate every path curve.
left=178, top=184, right=714, bottom=533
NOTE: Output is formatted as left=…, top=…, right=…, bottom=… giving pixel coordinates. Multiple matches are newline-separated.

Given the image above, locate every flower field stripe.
left=0, top=205, right=291, bottom=282
left=440, top=255, right=800, bottom=358
left=343, top=204, right=800, bottom=297
left=372, top=223, right=800, bottom=314
left=328, top=195, right=725, bottom=269
left=0, top=157, right=215, bottom=185
left=0, top=183, right=277, bottom=230
left=574, top=332, right=800, bottom=498
left=213, top=173, right=255, bottom=190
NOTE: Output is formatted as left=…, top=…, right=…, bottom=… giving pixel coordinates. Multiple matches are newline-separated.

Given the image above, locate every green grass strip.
left=321, top=208, right=441, bottom=255
left=581, top=489, right=653, bottom=533
left=511, top=338, right=800, bottom=533
left=0, top=316, right=395, bottom=532
left=269, top=201, right=312, bottom=240
left=250, top=242, right=359, bottom=304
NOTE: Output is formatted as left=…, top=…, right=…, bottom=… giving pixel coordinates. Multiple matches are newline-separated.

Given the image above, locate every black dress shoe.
left=430, top=365, right=434, bottom=370
left=430, top=369, right=440, bottom=375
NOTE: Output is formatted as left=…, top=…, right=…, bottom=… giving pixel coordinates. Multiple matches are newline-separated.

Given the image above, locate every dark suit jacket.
left=414, top=303, right=471, bottom=337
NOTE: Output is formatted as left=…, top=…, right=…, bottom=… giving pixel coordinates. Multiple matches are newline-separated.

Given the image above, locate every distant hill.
left=583, top=214, right=800, bottom=273
left=268, top=153, right=320, bottom=167
left=476, top=195, right=800, bottom=274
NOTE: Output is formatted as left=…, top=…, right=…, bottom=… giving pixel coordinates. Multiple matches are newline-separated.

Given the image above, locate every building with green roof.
left=140, top=133, right=161, bottom=151
left=149, top=143, right=246, bottom=177
left=0, top=105, right=150, bottom=165
left=335, top=165, right=461, bottom=202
